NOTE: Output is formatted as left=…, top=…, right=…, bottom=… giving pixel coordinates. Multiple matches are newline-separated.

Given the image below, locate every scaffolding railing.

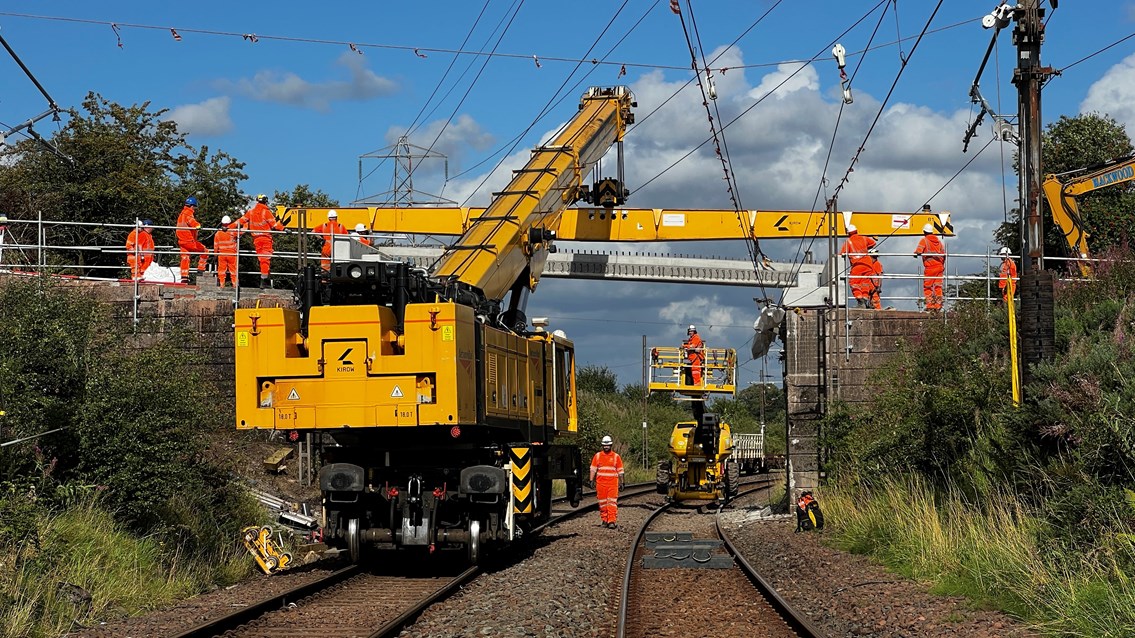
left=647, top=346, right=736, bottom=397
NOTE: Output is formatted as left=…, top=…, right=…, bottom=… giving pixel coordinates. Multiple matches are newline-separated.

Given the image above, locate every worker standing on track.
left=998, top=246, right=1018, bottom=302
left=312, top=210, right=348, bottom=272
left=176, top=197, right=209, bottom=284
left=839, top=224, right=876, bottom=308
left=125, top=219, right=155, bottom=280
left=213, top=215, right=239, bottom=288
left=236, top=194, right=284, bottom=288
left=914, top=223, right=946, bottom=311
left=590, top=435, right=625, bottom=529
left=682, top=325, right=705, bottom=386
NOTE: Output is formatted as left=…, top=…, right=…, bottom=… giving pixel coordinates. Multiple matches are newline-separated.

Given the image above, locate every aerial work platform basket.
left=647, top=346, right=736, bottom=397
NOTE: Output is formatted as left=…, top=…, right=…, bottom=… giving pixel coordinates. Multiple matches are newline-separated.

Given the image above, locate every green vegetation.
left=0, top=279, right=260, bottom=637
left=820, top=254, right=1135, bottom=635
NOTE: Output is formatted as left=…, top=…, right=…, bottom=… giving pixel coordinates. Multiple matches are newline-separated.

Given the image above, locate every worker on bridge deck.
left=351, top=222, right=373, bottom=247
left=914, top=223, right=946, bottom=311
left=125, top=219, right=155, bottom=280
left=867, top=247, right=883, bottom=310
left=213, top=215, right=239, bottom=287
left=590, top=435, right=624, bottom=529
left=998, top=246, right=1017, bottom=303
left=682, top=325, right=705, bottom=386
left=839, top=224, right=876, bottom=308
left=313, top=210, right=348, bottom=272
left=236, top=194, right=284, bottom=288
left=176, top=197, right=209, bottom=284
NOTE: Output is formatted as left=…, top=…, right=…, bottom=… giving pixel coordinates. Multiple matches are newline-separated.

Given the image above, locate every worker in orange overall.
left=839, top=224, right=876, bottom=308
left=312, top=210, right=348, bottom=272
left=351, top=222, right=373, bottom=247
left=213, top=215, right=239, bottom=287
left=236, top=194, right=284, bottom=288
left=125, top=219, right=155, bottom=280
left=998, top=246, right=1018, bottom=303
left=176, top=197, right=209, bottom=283
left=682, top=325, right=705, bottom=386
left=589, top=435, right=625, bottom=529
left=867, top=248, right=884, bottom=310
left=914, top=223, right=946, bottom=311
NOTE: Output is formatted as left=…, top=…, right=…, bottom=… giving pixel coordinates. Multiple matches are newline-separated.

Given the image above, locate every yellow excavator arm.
left=281, top=206, right=953, bottom=241
left=1042, top=151, right=1135, bottom=276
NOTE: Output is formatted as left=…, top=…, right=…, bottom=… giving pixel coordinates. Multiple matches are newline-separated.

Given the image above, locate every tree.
left=273, top=184, right=339, bottom=208
left=0, top=93, right=247, bottom=275
left=577, top=365, right=619, bottom=394
left=996, top=113, right=1135, bottom=261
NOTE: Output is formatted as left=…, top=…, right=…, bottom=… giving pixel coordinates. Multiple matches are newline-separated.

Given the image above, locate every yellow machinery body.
left=241, top=526, right=292, bottom=575
left=662, top=418, right=736, bottom=503
left=234, top=87, right=633, bottom=564
left=648, top=345, right=740, bottom=504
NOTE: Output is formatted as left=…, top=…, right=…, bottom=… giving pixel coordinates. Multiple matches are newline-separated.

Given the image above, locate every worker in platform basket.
left=914, top=223, right=946, bottom=311
left=682, top=325, right=705, bottom=386
left=213, top=215, right=239, bottom=288
left=176, top=197, right=210, bottom=284
left=839, top=224, right=876, bottom=309
left=236, top=194, right=285, bottom=289
left=590, top=435, right=625, bottom=529
left=998, top=246, right=1018, bottom=303
left=312, top=210, right=348, bottom=272
left=125, top=219, right=155, bottom=280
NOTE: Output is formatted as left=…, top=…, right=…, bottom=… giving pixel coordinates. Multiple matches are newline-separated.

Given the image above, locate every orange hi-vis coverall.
left=590, top=449, right=625, bottom=525
left=213, top=224, right=239, bottom=287
left=312, top=220, right=348, bottom=271
left=999, top=258, right=1018, bottom=301
left=176, top=205, right=209, bottom=283
left=915, top=234, right=946, bottom=310
left=125, top=228, right=155, bottom=280
left=237, top=203, right=284, bottom=277
left=683, top=332, right=705, bottom=385
left=840, top=232, right=877, bottom=305
left=868, top=257, right=884, bottom=310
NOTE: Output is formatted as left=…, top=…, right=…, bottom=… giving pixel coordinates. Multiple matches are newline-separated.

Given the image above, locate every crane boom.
left=282, top=206, right=953, bottom=240
left=1041, top=151, right=1135, bottom=276
left=431, top=86, right=634, bottom=300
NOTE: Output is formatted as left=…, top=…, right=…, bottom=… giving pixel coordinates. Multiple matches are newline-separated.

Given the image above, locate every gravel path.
left=720, top=493, right=1039, bottom=638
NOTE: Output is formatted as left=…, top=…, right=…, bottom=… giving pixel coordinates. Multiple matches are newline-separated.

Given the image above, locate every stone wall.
left=784, top=307, right=932, bottom=495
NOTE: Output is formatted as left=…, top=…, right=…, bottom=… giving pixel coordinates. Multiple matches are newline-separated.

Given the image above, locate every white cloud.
left=1081, top=51, right=1135, bottom=131
left=218, top=52, right=397, bottom=112
left=165, top=97, right=234, bottom=136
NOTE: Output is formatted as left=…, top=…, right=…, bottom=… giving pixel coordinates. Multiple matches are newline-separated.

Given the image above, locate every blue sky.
left=3, top=1, right=1135, bottom=387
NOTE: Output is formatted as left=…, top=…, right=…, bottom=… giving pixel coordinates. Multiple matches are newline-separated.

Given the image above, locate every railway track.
left=616, top=480, right=824, bottom=638
left=172, top=484, right=661, bottom=638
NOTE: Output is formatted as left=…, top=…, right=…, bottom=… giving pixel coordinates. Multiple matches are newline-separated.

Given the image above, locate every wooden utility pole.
left=1011, top=0, right=1056, bottom=388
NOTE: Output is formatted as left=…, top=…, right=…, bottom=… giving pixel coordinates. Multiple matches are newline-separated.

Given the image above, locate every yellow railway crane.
left=235, top=86, right=635, bottom=563
left=1041, top=152, right=1135, bottom=277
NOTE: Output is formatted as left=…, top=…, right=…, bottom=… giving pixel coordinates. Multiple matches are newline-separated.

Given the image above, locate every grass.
left=821, top=477, right=1135, bottom=637
left=0, top=497, right=253, bottom=638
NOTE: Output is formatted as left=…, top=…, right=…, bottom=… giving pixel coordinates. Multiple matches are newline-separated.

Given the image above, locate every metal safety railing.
left=647, top=346, right=736, bottom=396
left=0, top=214, right=399, bottom=327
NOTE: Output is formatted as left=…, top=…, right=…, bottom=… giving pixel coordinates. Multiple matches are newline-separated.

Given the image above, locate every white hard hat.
left=601, top=435, right=613, bottom=445
left=846, top=223, right=857, bottom=233
left=688, top=325, right=696, bottom=332
left=221, top=215, right=232, bottom=225
left=998, top=246, right=1011, bottom=256
left=328, top=210, right=338, bottom=219
left=922, top=223, right=935, bottom=234
left=355, top=223, right=367, bottom=233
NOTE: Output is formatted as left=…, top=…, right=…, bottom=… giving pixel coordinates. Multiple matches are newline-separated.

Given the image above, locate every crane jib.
left=1092, top=165, right=1135, bottom=189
